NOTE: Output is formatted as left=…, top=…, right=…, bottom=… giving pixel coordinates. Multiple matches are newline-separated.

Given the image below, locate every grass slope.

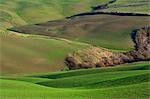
left=0, top=0, right=149, bottom=30
left=1, top=62, right=150, bottom=99
left=13, top=14, right=150, bottom=50
left=38, top=70, right=149, bottom=88
left=1, top=0, right=149, bottom=75
left=102, top=0, right=150, bottom=14
left=0, top=33, right=88, bottom=75
left=0, top=0, right=111, bottom=75
left=0, top=0, right=111, bottom=28
left=0, top=1, right=149, bottom=98
left=31, top=61, right=150, bottom=79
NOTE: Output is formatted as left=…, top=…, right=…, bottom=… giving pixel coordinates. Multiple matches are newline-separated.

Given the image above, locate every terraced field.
left=1, top=62, right=150, bottom=99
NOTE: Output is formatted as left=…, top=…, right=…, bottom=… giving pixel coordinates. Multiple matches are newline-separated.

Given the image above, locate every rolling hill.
left=12, top=14, right=150, bottom=50
left=0, top=0, right=150, bottom=98
left=0, top=62, right=150, bottom=99
left=1, top=0, right=149, bottom=75
left=0, top=33, right=88, bottom=75
left=0, top=0, right=116, bottom=75
left=0, top=0, right=149, bottom=31
left=0, top=0, right=111, bottom=29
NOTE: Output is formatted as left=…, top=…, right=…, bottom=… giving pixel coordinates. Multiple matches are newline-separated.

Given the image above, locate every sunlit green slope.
left=1, top=62, right=149, bottom=99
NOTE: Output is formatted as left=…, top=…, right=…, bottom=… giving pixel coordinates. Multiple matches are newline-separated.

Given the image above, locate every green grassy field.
left=0, top=0, right=111, bottom=28
left=0, top=0, right=149, bottom=74
left=1, top=62, right=150, bottom=99
left=0, top=0, right=150, bottom=98
left=102, top=0, right=150, bottom=14
left=0, top=0, right=149, bottom=31
left=0, top=33, right=89, bottom=75
left=0, top=0, right=112, bottom=75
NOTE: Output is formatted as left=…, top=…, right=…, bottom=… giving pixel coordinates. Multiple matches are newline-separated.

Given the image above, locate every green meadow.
left=1, top=62, right=150, bottom=99
left=0, top=0, right=111, bottom=27
left=0, top=0, right=150, bottom=98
